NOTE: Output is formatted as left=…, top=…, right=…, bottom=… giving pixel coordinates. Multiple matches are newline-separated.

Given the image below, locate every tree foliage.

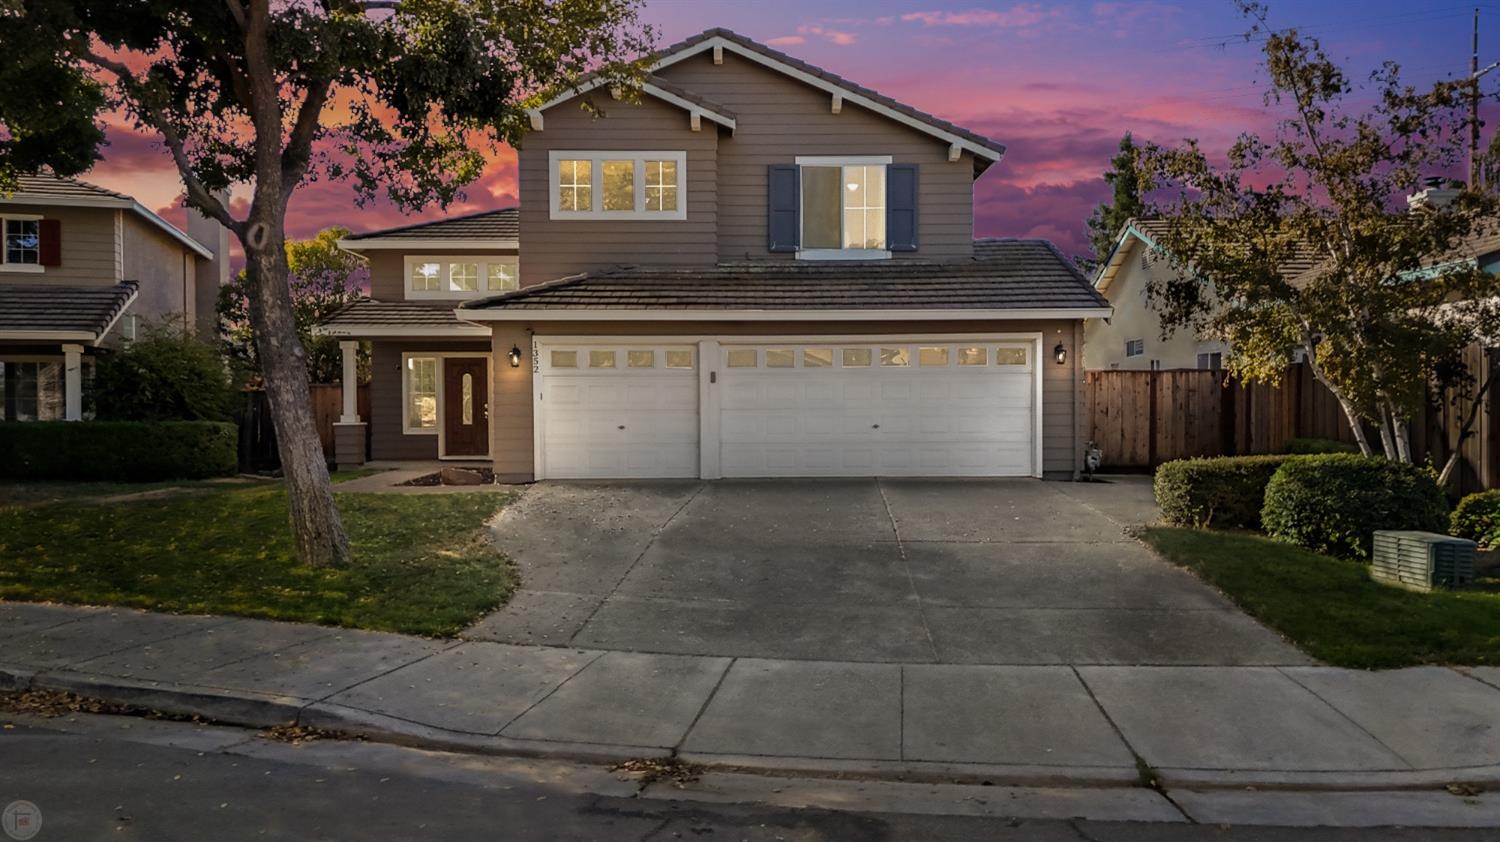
left=0, top=0, right=653, bottom=567
left=219, top=226, right=367, bottom=384
left=92, top=319, right=237, bottom=422
left=1131, top=5, right=1500, bottom=462
left=1083, top=132, right=1145, bottom=270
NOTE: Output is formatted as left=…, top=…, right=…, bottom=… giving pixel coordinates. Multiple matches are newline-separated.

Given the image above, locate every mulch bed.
left=398, top=468, right=497, bottom=487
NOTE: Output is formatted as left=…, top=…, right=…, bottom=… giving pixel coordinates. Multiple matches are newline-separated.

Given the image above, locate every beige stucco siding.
left=121, top=212, right=197, bottom=330
left=655, top=51, right=976, bottom=262
left=519, top=95, right=719, bottom=285
left=487, top=319, right=1082, bottom=479
left=365, top=247, right=521, bottom=302
left=369, top=338, right=491, bottom=460
left=0, top=204, right=119, bottom=286
left=1084, top=238, right=1213, bottom=370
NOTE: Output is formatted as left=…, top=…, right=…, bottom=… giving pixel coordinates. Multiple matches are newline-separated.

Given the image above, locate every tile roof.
left=344, top=208, right=519, bottom=242
left=2, top=173, right=132, bottom=202
left=0, top=282, right=138, bottom=337
left=320, top=298, right=475, bottom=328
left=462, top=240, right=1107, bottom=313
left=1126, top=218, right=1321, bottom=279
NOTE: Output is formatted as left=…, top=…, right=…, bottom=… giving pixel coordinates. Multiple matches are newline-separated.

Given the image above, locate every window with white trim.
left=2, top=215, right=42, bottom=271
left=403, top=256, right=520, bottom=299
left=549, top=151, right=687, bottom=220
left=404, top=356, right=438, bottom=432
left=797, top=156, right=889, bottom=259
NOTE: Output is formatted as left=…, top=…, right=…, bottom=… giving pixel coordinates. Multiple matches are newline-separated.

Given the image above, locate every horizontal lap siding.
left=0, top=204, right=118, bottom=285
left=366, top=247, right=520, bottom=302
left=490, top=319, right=1082, bottom=479
left=369, top=338, right=491, bottom=460
left=655, top=52, right=975, bottom=262
left=519, top=96, right=718, bottom=286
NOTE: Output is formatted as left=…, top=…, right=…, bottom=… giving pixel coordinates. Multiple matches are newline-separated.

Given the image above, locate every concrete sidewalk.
left=4, top=602, right=1500, bottom=791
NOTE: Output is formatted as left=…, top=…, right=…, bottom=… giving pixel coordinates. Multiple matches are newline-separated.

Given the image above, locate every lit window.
left=550, top=350, right=577, bottom=368
left=765, top=349, right=795, bottom=368
left=558, top=159, right=592, bottom=211
left=487, top=260, right=518, bottom=292
left=461, top=373, right=474, bottom=425
left=800, top=161, right=887, bottom=253
left=628, top=350, right=655, bottom=368
left=958, top=347, right=986, bottom=366
left=803, top=349, right=833, bottom=367
left=665, top=350, right=694, bottom=369
left=405, top=357, right=437, bottom=431
left=4, top=219, right=40, bottom=265
left=996, top=347, right=1028, bottom=366
left=918, top=346, right=949, bottom=367
left=449, top=262, right=478, bottom=292
left=645, top=160, right=678, bottom=211
left=410, top=262, right=441, bottom=292
left=602, top=160, right=635, bottom=211
left=842, top=348, right=872, bottom=367
left=589, top=350, right=617, bottom=369
left=880, top=347, right=910, bottom=367
left=726, top=349, right=757, bottom=368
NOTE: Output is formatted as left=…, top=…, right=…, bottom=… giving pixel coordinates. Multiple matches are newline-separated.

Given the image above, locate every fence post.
left=1147, top=369, right=1159, bottom=467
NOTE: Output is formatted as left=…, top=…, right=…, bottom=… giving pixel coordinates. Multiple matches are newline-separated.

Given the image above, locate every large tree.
left=1131, top=5, right=1500, bottom=462
left=0, top=0, right=652, bottom=566
left=219, top=226, right=367, bottom=385
left=1082, top=132, right=1145, bottom=271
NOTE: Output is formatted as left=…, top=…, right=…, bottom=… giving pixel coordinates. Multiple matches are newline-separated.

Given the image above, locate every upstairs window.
left=549, top=151, right=686, bottom=220
left=769, top=157, right=916, bottom=259
left=1, top=216, right=47, bottom=272
left=404, top=256, right=519, bottom=299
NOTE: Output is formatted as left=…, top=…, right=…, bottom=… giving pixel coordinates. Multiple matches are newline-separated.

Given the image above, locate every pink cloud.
left=766, top=35, right=806, bottom=46
left=770, top=24, right=857, bottom=47
left=901, top=5, right=1059, bottom=29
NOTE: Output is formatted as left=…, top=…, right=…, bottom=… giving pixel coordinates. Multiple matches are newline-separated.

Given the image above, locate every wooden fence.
left=1085, top=352, right=1498, bottom=495
left=237, top=384, right=370, bottom=472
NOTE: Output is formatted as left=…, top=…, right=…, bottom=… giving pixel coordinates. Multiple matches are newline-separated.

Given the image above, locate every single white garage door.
left=537, top=344, right=699, bottom=478
left=718, top=341, right=1038, bottom=477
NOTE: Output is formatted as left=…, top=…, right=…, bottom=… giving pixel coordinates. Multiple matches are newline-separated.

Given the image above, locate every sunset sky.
left=81, top=0, right=1500, bottom=260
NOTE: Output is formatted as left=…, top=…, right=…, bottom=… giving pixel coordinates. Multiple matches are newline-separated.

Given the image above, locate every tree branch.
left=281, top=78, right=334, bottom=195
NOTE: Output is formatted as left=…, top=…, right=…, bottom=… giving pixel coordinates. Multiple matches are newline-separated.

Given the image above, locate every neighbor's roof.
left=1, top=174, right=213, bottom=259
left=535, top=27, right=1004, bottom=171
left=458, top=239, right=1109, bottom=320
left=1094, top=218, right=1319, bottom=294
left=313, top=299, right=490, bottom=337
left=0, top=281, right=138, bottom=342
left=339, top=208, right=519, bottom=249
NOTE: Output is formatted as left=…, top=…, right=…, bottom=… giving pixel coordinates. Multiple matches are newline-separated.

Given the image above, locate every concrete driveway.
left=468, top=478, right=1307, bottom=666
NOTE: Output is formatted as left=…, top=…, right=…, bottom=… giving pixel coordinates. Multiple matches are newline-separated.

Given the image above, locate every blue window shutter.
left=886, top=163, right=919, bottom=252
left=767, top=164, right=800, bottom=253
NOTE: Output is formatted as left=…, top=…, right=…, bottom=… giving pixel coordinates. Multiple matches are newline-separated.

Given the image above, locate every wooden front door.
left=442, top=357, right=489, bottom=457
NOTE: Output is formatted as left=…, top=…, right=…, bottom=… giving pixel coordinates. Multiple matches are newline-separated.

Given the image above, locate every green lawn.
left=1141, top=527, right=1500, bottom=669
left=0, top=482, right=516, bottom=637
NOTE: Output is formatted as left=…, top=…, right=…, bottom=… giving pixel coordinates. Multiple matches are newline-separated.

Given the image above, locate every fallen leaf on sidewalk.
left=611, top=757, right=704, bottom=789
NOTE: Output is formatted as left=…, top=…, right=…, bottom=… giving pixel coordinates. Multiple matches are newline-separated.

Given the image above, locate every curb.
left=5, top=664, right=1499, bottom=793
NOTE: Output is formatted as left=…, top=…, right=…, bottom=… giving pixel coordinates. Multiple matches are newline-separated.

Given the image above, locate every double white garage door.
left=537, top=339, right=1040, bottom=479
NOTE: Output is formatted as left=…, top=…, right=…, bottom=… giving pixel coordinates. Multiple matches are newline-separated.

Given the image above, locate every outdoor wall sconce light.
left=509, top=345, right=523, bottom=368
left=1053, top=341, right=1067, bottom=365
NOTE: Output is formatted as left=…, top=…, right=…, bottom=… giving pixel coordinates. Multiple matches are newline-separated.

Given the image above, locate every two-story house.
left=0, top=174, right=228, bottom=422
left=320, top=29, right=1111, bottom=479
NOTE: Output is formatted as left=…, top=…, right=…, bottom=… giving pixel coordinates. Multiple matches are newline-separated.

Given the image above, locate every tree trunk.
left=1392, top=411, right=1412, bottom=463
left=243, top=226, right=351, bottom=568
left=1376, top=409, right=1398, bottom=460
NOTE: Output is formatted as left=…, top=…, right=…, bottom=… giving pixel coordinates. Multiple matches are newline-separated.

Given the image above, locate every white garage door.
left=537, top=344, right=699, bottom=478
left=718, top=341, right=1038, bottom=477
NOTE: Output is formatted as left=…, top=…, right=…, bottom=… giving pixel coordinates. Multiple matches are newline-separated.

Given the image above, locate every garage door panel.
left=540, top=353, right=699, bottom=479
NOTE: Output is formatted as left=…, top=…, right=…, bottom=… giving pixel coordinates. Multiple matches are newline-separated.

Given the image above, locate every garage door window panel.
left=918, top=346, right=949, bottom=367
left=996, top=347, right=1029, bottom=367
left=628, top=350, right=655, bottom=368
left=551, top=350, right=578, bottom=369
left=880, top=347, right=910, bottom=367
left=765, top=349, right=795, bottom=368
left=665, top=350, right=694, bottom=369
left=803, top=349, right=833, bottom=368
left=957, top=347, right=987, bottom=366
left=842, top=348, right=872, bottom=367
left=727, top=349, right=757, bottom=368
left=589, top=350, right=617, bottom=369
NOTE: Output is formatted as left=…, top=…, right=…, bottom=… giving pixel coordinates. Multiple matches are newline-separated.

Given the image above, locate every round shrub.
left=1260, top=454, right=1449, bottom=559
left=1451, top=490, right=1500, bottom=548
left=1283, top=437, right=1360, bottom=455
left=1154, top=454, right=1296, bottom=529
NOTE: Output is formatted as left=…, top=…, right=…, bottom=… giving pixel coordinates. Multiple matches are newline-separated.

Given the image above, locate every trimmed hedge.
left=0, top=421, right=238, bottom=481
left=1154, top=455, right=1297, bottom=529
left=1451, top=490, right=1500, bottom=548
left=1261, top=454, right=1449, bottom=559
left=1284, top=437, right=1361, bottom=455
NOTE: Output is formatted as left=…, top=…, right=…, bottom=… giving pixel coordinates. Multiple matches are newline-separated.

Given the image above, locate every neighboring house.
left=0, top=174, right=228, bottom=422
left=318, top=28, right=1111, bottom=479
left=1086, top=220, right=1320, bottom=371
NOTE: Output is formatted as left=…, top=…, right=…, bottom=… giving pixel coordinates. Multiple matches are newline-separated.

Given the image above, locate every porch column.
left=62, top=343, right=84, bottom=421
left=339, top=340, right=360, bottom=423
